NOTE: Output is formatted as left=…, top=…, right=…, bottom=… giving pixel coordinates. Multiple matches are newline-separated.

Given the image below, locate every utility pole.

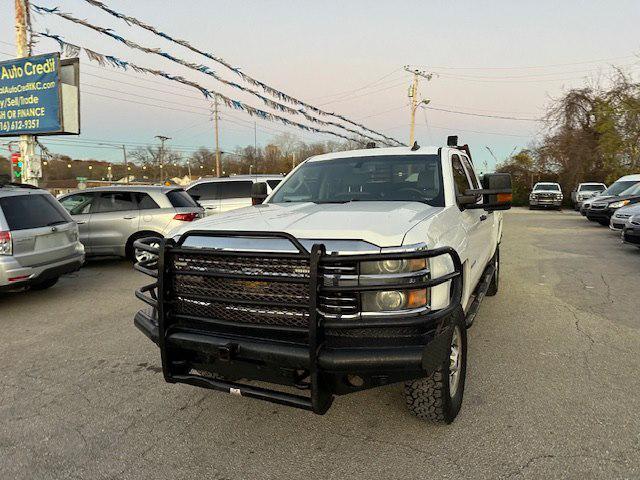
left=254, top=122, right=257, bottom=154
left=292, top=152, right=296, bottom=171
left=213, top=95, right=221, bottom=177
left=155, top=135, right=170, bottom=183
left=15, top=0, right=39, bottom=187
left=122, top=145, right=129, bottom=183
left=404, top=66, right=433, bottom=146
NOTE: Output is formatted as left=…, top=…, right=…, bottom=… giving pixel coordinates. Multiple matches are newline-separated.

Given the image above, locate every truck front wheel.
left=403, top=313, right=467, bottom=424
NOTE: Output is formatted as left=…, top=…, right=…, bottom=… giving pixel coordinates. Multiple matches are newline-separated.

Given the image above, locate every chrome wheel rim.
left=135, top=242, right=159, bottom=264
left=449, top=326, right=462, bottom=397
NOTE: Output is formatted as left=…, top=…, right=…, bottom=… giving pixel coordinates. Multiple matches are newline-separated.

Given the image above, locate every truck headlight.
left=609, top=200, right=630, bottom=209
left=361, top=288, right=428, bottom=312
left=360, top=258, right=427, bottom=275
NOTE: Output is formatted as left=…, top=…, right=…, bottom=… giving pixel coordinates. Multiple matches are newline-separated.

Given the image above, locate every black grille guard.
left=134, top=230, right=463, bottom=414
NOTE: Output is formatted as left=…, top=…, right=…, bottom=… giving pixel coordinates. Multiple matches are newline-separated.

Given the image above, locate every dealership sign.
left=0, top=53, right=65, bottom=136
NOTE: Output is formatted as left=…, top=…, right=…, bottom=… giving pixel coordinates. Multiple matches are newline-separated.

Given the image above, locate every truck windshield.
left=534, top=183, right=560, bottom=191
left=269, top=154, right=444, bottom=206
left=580, top=184, right=605, bottom=192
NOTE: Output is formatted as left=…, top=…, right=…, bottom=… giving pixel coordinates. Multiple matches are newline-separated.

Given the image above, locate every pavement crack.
left=600, top=273, right=614, bottom=304
left=504, top=453, right=555, bottom=479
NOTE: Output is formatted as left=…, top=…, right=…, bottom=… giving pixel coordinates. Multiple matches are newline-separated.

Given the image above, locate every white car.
left=133, top=140, right=512, bottom=424
left=186, top=174, right=283, bottom=216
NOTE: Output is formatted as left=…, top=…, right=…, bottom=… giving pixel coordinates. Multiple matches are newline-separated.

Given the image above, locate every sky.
left=1, top=0, right=639, bottom=171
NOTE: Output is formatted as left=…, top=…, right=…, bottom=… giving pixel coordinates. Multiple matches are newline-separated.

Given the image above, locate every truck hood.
left=172, top=202, right=443, bottom=248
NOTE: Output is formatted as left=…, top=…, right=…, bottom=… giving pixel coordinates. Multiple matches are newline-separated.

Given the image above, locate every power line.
left=317, top=80, right=409, bottom=106
left=416, top=53, right=638, bottom=71
left=308, top=70, right=407, bottom=102
left=423, top=105, right=540, bottom=121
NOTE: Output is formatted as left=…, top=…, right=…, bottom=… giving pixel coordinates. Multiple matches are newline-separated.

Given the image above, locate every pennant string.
left=32, top=4, right=398, bottom=146
left=34, top=31, right=372, bottom=145
left=77, top=0, right=405, bottom=146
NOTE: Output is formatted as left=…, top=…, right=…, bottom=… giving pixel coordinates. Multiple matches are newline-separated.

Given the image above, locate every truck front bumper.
left=133, top=232, right=463, bottom=414
left=134, top=307, right=454, bottom=402
left=530, top=198, right=562, bottom=208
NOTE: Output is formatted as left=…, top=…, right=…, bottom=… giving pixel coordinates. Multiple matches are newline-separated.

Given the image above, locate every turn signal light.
left=173, top=213, right=198, bottom=222
left=497, top=193, right=512, bottom=203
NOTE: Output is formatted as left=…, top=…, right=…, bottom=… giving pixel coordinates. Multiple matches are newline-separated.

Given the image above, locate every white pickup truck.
left=134, top=139, right=512, bottom=424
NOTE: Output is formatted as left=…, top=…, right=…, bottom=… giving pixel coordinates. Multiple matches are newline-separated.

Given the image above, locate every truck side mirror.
left=462, top=173, right=512, bottom=211
left=251, top=182, right=268, bottom=205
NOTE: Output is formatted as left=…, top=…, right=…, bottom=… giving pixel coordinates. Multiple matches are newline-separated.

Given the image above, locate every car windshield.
left=602, top=180, right=639, bottom=196
left=534, top=183, right=560, bottom=191
left=580, top=184, right=605, bottom=192
left=268, top=154, right=444, bottom=206
left=619, top=183, right=640, bottom=196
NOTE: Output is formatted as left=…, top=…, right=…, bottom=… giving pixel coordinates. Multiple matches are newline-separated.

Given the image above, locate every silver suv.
left=0, top=183, right=84, bottom=292
left=58, top=186, right=203, bottom=262
left=186, top=175, right=283, bottom=216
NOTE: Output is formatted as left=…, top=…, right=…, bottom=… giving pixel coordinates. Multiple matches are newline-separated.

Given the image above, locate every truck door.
left=460, top=154, right=494, bottom=271
left=451, top=154, right=485, bottom=296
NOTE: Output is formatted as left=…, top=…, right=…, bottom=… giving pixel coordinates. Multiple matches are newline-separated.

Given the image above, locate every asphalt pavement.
left=1, top=208, right=639, bottom=479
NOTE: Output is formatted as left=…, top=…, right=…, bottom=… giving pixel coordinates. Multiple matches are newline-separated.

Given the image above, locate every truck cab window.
left=451, top=154, right=472, bottom=195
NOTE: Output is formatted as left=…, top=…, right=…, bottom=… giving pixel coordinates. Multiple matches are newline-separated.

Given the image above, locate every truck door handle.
left=480, top=214, right=488, bottom=221
left=76, top=221, right=86, bottom=225
left=205, top=206, right=217, bottom=210
left=123, top=215, right=135, bottom=219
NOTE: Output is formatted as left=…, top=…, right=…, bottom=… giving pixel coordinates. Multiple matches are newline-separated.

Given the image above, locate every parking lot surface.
left=1, top=208, right=639, bottom=479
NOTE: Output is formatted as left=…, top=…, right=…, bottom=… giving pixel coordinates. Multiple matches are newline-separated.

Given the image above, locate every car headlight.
left=360, top=258, right=427, bottom=275
left=361, top=288, right=428, bottom=312
left=609, top=200, right=630, bottom=209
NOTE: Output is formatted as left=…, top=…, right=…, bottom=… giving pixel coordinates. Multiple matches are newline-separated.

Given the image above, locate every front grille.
left=591, top=204, right=607, bottom=210
left=169, top=251, right=311, bottom=329
left=319, top=261, right=359, bottom=316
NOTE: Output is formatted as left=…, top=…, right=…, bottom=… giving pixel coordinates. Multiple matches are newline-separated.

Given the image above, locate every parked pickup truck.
left=571, top=182, right=606, bottom=211
left=133, top=139, right=512, bottom=424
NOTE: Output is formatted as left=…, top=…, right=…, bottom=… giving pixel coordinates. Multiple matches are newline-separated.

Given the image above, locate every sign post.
left=12, top=0, right=39, bottom=186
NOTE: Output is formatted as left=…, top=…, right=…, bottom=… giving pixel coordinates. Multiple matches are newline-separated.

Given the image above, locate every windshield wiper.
left=314, top=199, right=363, bottom=204
left=46, top=220, right=68, bottom=226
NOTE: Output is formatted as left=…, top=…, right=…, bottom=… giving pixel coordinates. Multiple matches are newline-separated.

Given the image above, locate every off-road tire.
left=486, top=247, right=499, bottom=296
left=30, top=277, right=59, bottom=290
left=404, top=313, right=467, bottom=424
